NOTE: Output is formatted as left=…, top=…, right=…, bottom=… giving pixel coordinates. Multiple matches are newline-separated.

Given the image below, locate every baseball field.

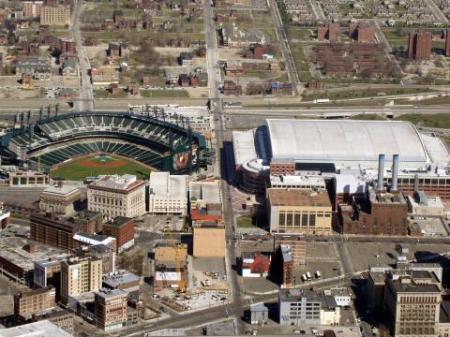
left=50, top=154, right=151, bottom=181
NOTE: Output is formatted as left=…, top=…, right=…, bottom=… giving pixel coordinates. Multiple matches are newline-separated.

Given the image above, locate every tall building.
left=94, top=288, right=128, bottom=332
left=267, top=188, right=332, bottom=235
left=14, top=286, right=56, bottom=321
left=23, top=1, right=43, bottom=18
left=87, top=175, right=146, bottom=219
left=40, top=5, right=71, bottom=26
left=60, top=256, right=102, bottom=304
left=445, top=29, right=450, bottom=57
left=148, top=172, right=188, bottom=216
left=408, top=31, right=432, bottom=61
left=317, top=22, right=340, bottom=42
left=384, top=273, right=441, bottom=337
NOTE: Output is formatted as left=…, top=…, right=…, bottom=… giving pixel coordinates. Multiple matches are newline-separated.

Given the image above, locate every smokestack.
left=414, top=174, right=419, bottom=192
left=377, top=154, right=385, bottom=191
left=391, top=154, right=399, bottom=192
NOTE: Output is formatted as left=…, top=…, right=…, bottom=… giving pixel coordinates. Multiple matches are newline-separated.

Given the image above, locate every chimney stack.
left=414, top=174, right=419, bottom=192
left=391, top=154, right=399, bottom=192
left=377, top=154, right=385, bottom=191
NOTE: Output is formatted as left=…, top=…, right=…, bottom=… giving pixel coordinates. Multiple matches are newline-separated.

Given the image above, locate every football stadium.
left=0, top=112, right=207, bottom=178
left=233, top=119, right=450, bottom=193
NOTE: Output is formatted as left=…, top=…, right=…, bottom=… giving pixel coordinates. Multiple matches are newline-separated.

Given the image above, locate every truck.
left=306, top=272, right=312, bottom=280
left=301, top=274, right=307, bottom=282
left=315, top=271, right=321, bottom=279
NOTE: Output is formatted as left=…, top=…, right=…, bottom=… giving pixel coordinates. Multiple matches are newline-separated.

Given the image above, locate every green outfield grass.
left=50, top=155, right=151, bottom=181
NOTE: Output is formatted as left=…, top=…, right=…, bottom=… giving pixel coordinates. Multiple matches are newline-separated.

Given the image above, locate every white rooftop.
left=91, top=174, right=138, bottom=190
left=232, top=129, right=257, bottom=166
left=270, top=175, right=326, bottom=189
left=0, top=320, right=72, bottom=337
left=42, top=184, right=80, bottom=196
left=265, top=119, right=429, bottom=168
left=149, top=172, right=188, bottom=199
left=334, top=174, right=368, bottom=194
left=190, top=181, right=221, bottom=204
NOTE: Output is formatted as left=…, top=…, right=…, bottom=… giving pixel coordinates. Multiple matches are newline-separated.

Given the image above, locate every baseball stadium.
left=0, top=112, right=207, bottom=180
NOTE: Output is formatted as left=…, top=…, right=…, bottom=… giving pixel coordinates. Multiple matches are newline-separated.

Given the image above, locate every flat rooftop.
left=103, top=270, right=140, bottom=288
left=149, top=172, right=188, bottom=199
left=95, top=288, right=127, bottom=299
left=267, top=188, right=331, bottom=207
left=41, top=184, right=81, bottom=196
left=190, top=181, right=221, bottom=204
left=0, top=320, right=72, bottom=337
left=265, top=119, right=429, bottom=167
left=89, top=174, right=144, bottom=193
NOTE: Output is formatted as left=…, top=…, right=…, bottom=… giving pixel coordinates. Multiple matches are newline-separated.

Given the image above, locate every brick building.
left=94, top=288, right=128, bottom=332
left=446, top=29, right=450, bottom=57
left=30, top=211, right=103, bottom=250
left=317, top=22, right=340, bottom=42
left=14, top=286, right=57, bottom=321
left=408, top=31, right=432, bottom=61
left=40, top=5, right=71, bottom=26
left=102, top=217, right=135, bottom=253
left=339, top=188, right=409, bottom=235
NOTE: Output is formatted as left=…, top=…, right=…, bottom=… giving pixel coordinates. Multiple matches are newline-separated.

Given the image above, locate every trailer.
left=315, top=271, right=321, bottom=279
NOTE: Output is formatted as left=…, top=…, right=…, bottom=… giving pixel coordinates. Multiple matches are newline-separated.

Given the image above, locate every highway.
left=72, top=0, right=94, bottom=112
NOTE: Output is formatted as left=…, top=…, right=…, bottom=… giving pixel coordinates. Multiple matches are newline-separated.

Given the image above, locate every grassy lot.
left=290, top=43, right=312, bottom=82
left=302, top=87, right=434, bottom=101
left=396, top=113, right=450, bottom=129
left=350, top=114, right=386, bottom=120
left=140, top=89, right=189, bottom=98
left=50, top=155, right=151, bottom=180
left=94, top=89, right=127, bottom=98
left=237, top=216, right=256, bottom=228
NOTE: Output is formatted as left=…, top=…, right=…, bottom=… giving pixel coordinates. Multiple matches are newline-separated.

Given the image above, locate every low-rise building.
left=87, top=175, right=146, bottom=219
left=0, top=320, right=72, bottom=337
left=103, top=270, right=140, bottom=302
left=267, top=188, right=332, bottom=235
left=279, top=288, right=340, bottom=326
left=14, top=286, right=57, bottom=321
left=240, top=252, right=271, bottom=278
left=39, top=184, right=84, bottom=217
left=30, top=211, right=103, bottom=250
left=15, top=58, right=51, bottom=80
left=250, top=303, right=269, bottom=325
left=148, top=172, right=188, bottom=216
left=324, top=287, right=352, bottom=308
left=102, top=217, right=135, bottom=253
left=407, top=191, right=446, bottom=218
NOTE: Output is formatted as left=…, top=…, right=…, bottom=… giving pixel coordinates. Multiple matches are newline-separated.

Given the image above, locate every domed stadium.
left=1, top=112, right=207, bottom=178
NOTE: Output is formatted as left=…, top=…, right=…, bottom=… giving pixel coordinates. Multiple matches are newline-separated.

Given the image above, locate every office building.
left=94, top=288, right=128, bottom=332
left=87, top=175, right=146, bottom=219
left=148, top=172, right=188, bottom=215
left=60, top=256, right=102, bottom=304
left=267, top=188, right=332, bottom=235
left=384, top=272, right=441, bottom=337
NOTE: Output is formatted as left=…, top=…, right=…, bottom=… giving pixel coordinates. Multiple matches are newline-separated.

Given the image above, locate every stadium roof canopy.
left=265, top=119, right=429, bottom=167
